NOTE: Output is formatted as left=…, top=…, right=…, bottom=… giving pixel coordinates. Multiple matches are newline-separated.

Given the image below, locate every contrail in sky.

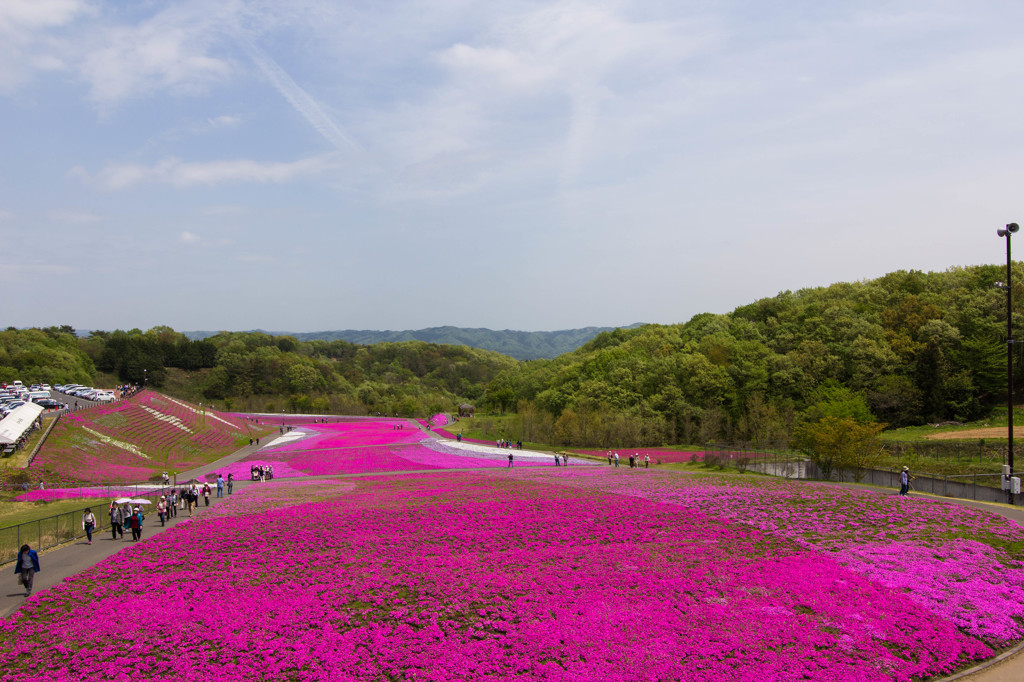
left=241, top=40, right=361, bottom=153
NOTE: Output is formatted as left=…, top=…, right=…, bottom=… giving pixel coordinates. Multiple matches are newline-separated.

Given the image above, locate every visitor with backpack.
left=15, top=544, right=40, bottom=597
left=82, top=508, right=96, bottom=545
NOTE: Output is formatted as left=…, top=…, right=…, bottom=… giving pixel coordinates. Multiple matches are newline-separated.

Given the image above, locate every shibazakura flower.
left=0, top=472, right=996, bottom=681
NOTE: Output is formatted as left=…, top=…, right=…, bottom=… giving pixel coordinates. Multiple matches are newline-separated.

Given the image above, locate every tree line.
left=6, top=264, right=1019, bottom=454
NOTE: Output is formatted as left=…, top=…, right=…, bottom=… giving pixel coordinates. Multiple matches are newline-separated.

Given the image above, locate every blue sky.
left=3, top=0, right=1024, bottom=332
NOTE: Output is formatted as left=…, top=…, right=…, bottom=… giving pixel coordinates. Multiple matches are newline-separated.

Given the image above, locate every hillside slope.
left=30, top=391, right=273, bottom=484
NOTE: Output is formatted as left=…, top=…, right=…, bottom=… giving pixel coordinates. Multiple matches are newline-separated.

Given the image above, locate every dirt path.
left=926, top=426, right=1021, bottom=440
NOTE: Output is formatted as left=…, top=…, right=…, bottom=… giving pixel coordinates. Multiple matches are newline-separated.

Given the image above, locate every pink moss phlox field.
left=242, top=421, right=553, bottom=475
left=0, top=474, right=991, bottom=681
left=430, top=413, right=449, bottom=427
left=518, top=468, right=1024, bottom=646
left=260, top=420, right=427, bottom=454
left=572, top=448, right=700, bottom=463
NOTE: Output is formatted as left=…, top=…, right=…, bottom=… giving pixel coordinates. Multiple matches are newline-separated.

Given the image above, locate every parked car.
left=1, top=400, right=26, bottom=414
left=34, top=398, right=63, bottom=409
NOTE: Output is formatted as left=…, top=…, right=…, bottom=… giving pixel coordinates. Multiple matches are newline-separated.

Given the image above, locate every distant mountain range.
left=181, top=325, right=645, bottom=360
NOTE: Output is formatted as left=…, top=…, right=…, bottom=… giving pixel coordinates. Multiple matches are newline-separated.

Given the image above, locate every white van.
left=28, top=390, right=50, bottom=401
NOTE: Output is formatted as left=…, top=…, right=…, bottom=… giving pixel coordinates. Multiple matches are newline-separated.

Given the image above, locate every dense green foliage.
left=183, top=325, right=641, bottom=361
left=78, top=328, right=517, bottom=417
left=0, top=327, right=95, bottom=385
left=477, top=265, right=1020, bottom=448
left=9, top=264, right=1019, bottom=451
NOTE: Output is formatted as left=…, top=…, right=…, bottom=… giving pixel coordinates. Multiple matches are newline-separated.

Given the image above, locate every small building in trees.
left=458, top=403, right=475, bottom=417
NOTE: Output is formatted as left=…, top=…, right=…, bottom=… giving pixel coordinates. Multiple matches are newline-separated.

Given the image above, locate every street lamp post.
left=143, top=368, right=147, bottom=388
left=998, top=222, right=1020, bottom=504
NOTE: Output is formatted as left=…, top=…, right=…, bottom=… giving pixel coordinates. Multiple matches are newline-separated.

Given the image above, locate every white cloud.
left=0, top=0, right=84, bottom=31
left=207, top=114, right=240, bottom=127
left=181, top=231, right=201, bottom=244
left=80, top=154, right=339, bottom=189
left=0, top=0, right=89, bottom=90
left=78, top=2, right=239, bottom=103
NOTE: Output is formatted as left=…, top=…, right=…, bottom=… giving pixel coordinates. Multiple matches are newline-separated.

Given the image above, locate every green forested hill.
left=477, top=266, right=1016, bottom=447
left=77, top=328, right=517, bottom=417
left=182, top=325, right=641, bottom=360
left=10, top=264, right=1018, bottom=450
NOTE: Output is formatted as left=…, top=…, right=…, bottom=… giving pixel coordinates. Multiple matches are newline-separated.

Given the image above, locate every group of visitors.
left=250, top=464, right=273, bottom=481
left=107, top=501, right=147, bottom=541
left=553, top=453, right=570, bottom=466
left=605, top=452, right=651, bottom=469
left=496, top=439, right=522, bottom=449
left=247, top=437, right=262, bottom=446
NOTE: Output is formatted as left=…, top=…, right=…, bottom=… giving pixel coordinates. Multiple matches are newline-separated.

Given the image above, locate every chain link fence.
left=702, top=443, right=1022, bottom=505
left=0, top=485, right=175, bottom=565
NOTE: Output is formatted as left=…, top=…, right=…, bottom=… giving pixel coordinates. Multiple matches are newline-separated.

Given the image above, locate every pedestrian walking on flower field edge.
left=109, top=502, right=124, bottom=540
left=15, top=544, right=40, bottom=597
left=899, top=466, right=914, bottom=496
left=82, top=508, right=96, bottom=545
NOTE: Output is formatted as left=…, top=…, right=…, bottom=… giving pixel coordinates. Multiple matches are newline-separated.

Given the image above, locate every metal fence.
left=0, top=485, right=175, bottom=565
left=701, top=443, right=1023, bottom=505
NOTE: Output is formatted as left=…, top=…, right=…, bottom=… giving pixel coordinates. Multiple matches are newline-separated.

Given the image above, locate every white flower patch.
left=162, top=396, right=240, bottom=430
left=83, top=427, right=151, bottom=459
left=140, top=405, right=193, bottom=433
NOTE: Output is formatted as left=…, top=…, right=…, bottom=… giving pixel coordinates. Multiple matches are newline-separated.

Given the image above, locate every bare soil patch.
left=926, top=426, right=1023, bottom=440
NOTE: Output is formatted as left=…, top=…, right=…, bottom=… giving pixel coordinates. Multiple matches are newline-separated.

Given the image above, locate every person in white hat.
left=899, top=466, right=913, bottom=496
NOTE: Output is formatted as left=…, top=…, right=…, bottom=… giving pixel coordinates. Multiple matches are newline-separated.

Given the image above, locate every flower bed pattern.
left=0, top=474, right=994, bottom=681
left=239, top=421, right=554, bottom=475
left=29, top=391, right=269, bottom=484
left=514, top=468, right=1024, bottom=647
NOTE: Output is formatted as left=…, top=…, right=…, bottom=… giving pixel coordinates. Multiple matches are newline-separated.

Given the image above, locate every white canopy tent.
left=0, top=402, right=45, bottom=445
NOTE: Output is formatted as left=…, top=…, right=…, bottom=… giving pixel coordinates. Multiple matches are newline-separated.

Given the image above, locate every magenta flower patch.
left=0, top=474, right=993, bottom=680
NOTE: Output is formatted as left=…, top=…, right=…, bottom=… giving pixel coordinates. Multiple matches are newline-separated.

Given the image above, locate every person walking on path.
left=109, top=502, right=123, bottom=540
left=202, top=483, right=211, bottom=507
left=157, top=497, right=167, bottom=527
left=607, top=452, right=612, bottom=465
left=562, top=453, right=568, bottom=467
left=227, top=473, right=234, bottom=494
left=82, top=508, right=96, bottom=545
left=15, top=544, right=40, bottom=597
left=899, top=466, right=914, bottom=496
left=507, top=452, right=514, bottom=468
left=554, top=454, right=560, bottom=466
left=644, top=454, right=650, bottom=469
left=128, top=507, right=142, bottom=541
left=167, top=490, right=177, bottom=518
left=216, top=475, right=224, bottom=498
left=614, top=452, right=619, bottom=468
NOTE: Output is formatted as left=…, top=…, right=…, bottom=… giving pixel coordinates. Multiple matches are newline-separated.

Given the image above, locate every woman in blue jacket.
left=15, top=544, right=40, bottom=597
